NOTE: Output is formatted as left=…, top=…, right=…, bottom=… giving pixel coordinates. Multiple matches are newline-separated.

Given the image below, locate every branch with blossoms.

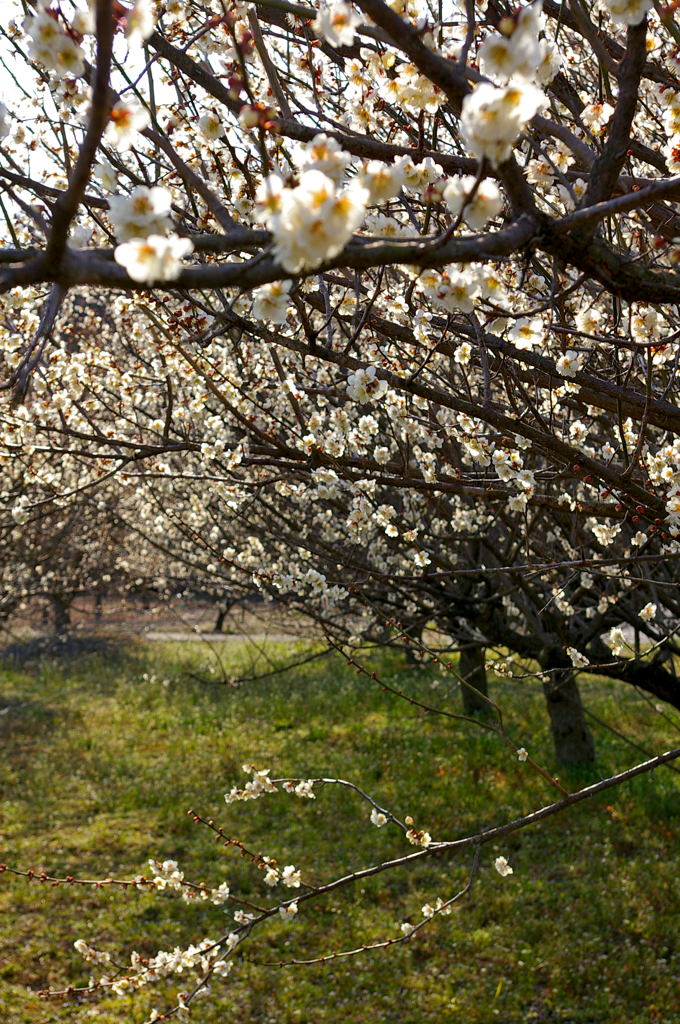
left=5, top=744, right=680, bottom=1020
left=1, top=0, right=680, bottom=306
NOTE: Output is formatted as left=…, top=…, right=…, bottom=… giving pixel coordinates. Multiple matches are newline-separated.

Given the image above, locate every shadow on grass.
left=0, top=632, right=131, bottom=667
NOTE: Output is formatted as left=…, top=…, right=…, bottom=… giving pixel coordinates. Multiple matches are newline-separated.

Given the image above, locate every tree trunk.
left=459, top=644, right=489, bottom=715
left=214, top=599, right=236, bottom=633
left=51, top=594, right=71, bottom=633
left=542, top=670, right=595, bottom=763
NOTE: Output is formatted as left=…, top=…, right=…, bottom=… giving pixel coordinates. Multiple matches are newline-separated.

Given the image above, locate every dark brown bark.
left=588, top=656, right=680, bottom=710
left=580, top=20, right=649, bottom=213
left=51, top=595, right=71, bottom=634
left=459, top=645, right=489, bottom=715
left=542, top=671, right=595, bottom=764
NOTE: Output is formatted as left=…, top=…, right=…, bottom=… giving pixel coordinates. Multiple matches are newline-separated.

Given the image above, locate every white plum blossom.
left=403, top=157, right=443, bottom=193
left=609, top=627, right=627, bottom=655
left=603, top=0, right=653, bottom=25
left=105, top=101, right=151, bottom=152
left=581, top=101, right=615, bottom=133
left=556, top=351, right=583, bottom=378
left=361, top=157, right=410, bottom=205
left=664, top=138, right=680, bottom=174
left=4, top=0, right=680, bottom=1004
left=24, top=7, right=85, bottom=78
left=666, top=492, right=680, bottom=526
left=590, top=521, right=621, bottom=546
left=261, top=170, right=368, bottom=273
left=313, top=2, right=362, bottom=47
left=225, top=766, right=278, bottom=803
left=406, top=828, right=432, bottom=848
left=108, top=186, right=173, bottom=242
left=570, top=420, right=589, bottom=445
left=536, top=39, right=564, bottom=85
left=198, top=112, right=225, bottom=142
left=11, top=502, right=29, bottom=525
left=576, top=307, right=602, bottom=334
left=148, top=859, right=184, bottom=891
left=494, top=856, right=514, bottom=877
left=454, top=342, right=472, bottom=366
left=631, top=308, right=662, bottom=345
left=639, top=602, right=657, bottom=622
left=388, top=66, right=444, bottom=115
left=281, top=865, right=302, bottom=888
left=432, top=268, right=482, bottom=313
left=293, top=780, right=316, bottom=798
left=234, top=909, right=256, bottom=924
left=67, top=225, right=92, bottom=249
left=567, top=647, right=590, bottom=668
left=264, top=865, right=280, bottom=886
left=477, top=5, right=542, bottom=83
left=478, top=32, right=532, bottom=82
left=94, top=157, right=118, bottom=193
left=210, top=882, right=231, bottom=905
left=125, top=0, right=156, bottom=47
left=74, top=940, right=111, bottom=964
left=347, top=366, right=388, bottom=404
left=515, top=468, right=536, bottom=494
left=253, top=281, right=292, bottom=324
left=292, top=134, right=353, bottom=186
left=508, top=317, right=544, bottom=350
left=421, top=898, right=451, bottom=918
left=72, top=7, right=95, bottom=35
left=114, top=234, right=194, bottom=283
left=460, top=81, right=546, bottom=166
left=442, top=176, right=503, bottom=230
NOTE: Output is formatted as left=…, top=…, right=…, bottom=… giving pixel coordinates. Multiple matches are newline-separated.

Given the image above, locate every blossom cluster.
left=146, top=859, right=231, bottom=905
left=255, top=169, right=368, bottom=273
left=75, top=935, right=234, bottom=1001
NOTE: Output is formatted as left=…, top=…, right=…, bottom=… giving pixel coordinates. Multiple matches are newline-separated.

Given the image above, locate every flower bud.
left=239, top=105, right=261, bottom=129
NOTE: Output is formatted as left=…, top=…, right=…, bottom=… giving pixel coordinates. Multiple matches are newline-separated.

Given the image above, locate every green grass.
left=1, top=642, right=679, bottom=1024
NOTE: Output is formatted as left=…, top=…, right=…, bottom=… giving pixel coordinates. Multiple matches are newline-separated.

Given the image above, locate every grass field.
left=1, top=641, right=679, bottom=1024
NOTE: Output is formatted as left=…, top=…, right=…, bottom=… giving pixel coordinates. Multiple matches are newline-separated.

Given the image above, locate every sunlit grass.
left=1, top=641, right=679, bottom=1023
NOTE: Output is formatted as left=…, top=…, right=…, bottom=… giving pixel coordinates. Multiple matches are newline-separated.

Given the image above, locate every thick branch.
left=581, top=19, right=648, bottom=211
left=43, top=0, right=114, bottom=273
left=587, top=657, right=680, bottom=710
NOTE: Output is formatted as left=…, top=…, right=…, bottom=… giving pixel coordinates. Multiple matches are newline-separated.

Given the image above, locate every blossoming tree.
left=2, top=0, right=680, bottom=1015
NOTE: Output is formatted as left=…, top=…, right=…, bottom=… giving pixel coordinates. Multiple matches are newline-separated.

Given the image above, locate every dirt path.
left=143, top=631, right=303, bottom=643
